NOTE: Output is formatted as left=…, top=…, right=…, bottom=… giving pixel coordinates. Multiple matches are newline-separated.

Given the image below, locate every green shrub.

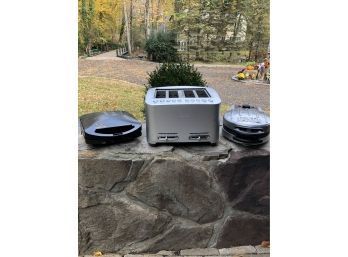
left=148, top=62, right=207, bottom=87
left=145, top=31, right=179, bottom=62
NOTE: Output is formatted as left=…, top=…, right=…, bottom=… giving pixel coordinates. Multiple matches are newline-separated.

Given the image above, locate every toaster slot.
left=156, top=90, right=166, bottom=98
left=184, top=90, right=195, bottom=98
left=169, top=90, right=179, bottom=98
left=195, top=89, right=209, bottom=98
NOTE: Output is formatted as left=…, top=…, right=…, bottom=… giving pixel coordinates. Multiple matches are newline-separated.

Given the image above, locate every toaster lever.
left=158, top=136, right=168, bottom=141
left=189, top=135, right=210, bottom=141
left=158, top=136, right=179, bottom=141
left=189, top=135, right=201, bottom=140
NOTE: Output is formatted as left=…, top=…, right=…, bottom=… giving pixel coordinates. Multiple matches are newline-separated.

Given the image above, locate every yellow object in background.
left=93, top=251, right=103, bottom=256
left=237, top=73, right=245, bottom=80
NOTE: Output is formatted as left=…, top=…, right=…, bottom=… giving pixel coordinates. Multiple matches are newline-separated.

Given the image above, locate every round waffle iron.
left=222, top=105, right=270, bottom=146
left=79, top=111, right=142, bottom=145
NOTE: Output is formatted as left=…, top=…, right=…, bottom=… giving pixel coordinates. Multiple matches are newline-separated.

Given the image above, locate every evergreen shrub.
left=148, top=62, right=207, bottom=87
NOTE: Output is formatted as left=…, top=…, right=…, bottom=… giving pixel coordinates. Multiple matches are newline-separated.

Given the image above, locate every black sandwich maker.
left=79, top=111, right=142, bottom=145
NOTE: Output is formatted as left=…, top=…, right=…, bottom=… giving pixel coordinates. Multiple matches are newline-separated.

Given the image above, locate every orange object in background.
left=93, top=251, right=103, bottom=256
left=261, top=241, right=270, bottom=248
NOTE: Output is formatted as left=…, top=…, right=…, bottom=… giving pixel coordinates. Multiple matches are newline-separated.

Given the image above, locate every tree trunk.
left=145, top=0, right=151, bottom=39
left=123, top=0, right=132, bottom=55
left=86, top=41, right=92, bottom=56
left=254, top=42, right=259, bottom=61
left=119, top=14, right=125, bottom=42
left=248, top=41, right=253, bottom=61
left=130, top=0, right=134, bottom=49
left=156, top=0, right=161, bottom=31
left=187, top=31, right=190, bottom=61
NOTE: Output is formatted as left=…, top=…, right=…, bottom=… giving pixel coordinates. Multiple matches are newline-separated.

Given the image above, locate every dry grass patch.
left=79, top=77, right=146, bottom=120
left=220, top=103, right=230, bottom=115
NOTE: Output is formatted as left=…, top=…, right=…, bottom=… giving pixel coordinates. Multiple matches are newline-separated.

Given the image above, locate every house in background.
left=177, top=14, right=247, bottom=52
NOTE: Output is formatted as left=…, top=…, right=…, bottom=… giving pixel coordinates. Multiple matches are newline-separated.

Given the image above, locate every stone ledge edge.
left=80, top=245, right=270, bottom=257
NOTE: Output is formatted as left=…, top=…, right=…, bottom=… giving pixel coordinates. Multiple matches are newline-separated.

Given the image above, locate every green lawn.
left=79, top=76, right=230, bottom=121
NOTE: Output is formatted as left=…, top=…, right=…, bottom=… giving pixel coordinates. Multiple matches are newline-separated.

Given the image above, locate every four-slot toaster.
left=145, top=86, right=221, bottom=145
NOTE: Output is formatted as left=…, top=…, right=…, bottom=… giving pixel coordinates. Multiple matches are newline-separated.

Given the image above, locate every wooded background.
left=78, top=0, right=270, bottom=62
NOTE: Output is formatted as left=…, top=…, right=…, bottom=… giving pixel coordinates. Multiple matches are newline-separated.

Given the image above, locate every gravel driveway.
left=79, top=57, right=270, bottom=112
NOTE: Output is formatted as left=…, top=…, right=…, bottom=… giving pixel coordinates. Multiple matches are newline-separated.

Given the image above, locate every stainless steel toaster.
left=145, top=86, right=221, bottom=145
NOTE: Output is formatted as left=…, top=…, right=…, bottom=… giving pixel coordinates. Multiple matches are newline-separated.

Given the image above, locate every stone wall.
left=78, top=126, right=270, bottom=255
